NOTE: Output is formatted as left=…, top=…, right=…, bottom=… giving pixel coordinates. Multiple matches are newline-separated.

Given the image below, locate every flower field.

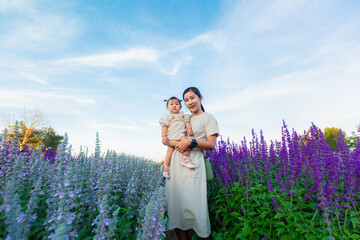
left=0, top=127, right=166, bottom=240
left=1, top=121, right=359, bottom=240
left=207, top=122, right=360, bottom=239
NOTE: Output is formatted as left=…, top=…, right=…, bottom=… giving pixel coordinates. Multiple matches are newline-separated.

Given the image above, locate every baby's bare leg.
left=167, top=139, right=180, bottom=147
left=164, top=147, right=175, bottom=166
left=182, top=149, right=190, bottom=157
left=179, top=136, right=190, bottom=157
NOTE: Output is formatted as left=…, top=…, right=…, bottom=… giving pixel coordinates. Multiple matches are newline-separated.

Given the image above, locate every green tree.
left=2, top=109, right=63, bottom=151
left=40, top=127, right=64, bottom=150
left=324, top=127, right=340, bottom=150
left=345, top=123, right=359, bottom=150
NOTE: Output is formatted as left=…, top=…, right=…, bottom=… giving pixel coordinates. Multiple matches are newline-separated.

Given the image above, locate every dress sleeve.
left=184, top=114, right=191, bottom=123
left=159, top=115, right=170, bottom=127
left=205, top=113, right=219, bottom=137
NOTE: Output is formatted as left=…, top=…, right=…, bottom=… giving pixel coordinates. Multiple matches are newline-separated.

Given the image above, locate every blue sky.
left=1, top=0, right=360, bottom=161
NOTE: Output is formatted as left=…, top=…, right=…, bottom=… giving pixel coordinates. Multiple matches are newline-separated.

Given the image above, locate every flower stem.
left=343, top=209, right=348, bottom=232
left=336, top=213, right=343, bottom=235
left=311, top=209, right=318, bottom=223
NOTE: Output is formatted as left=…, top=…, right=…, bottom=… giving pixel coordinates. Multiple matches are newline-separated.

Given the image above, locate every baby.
left=160, top=96, right=197, bottom=178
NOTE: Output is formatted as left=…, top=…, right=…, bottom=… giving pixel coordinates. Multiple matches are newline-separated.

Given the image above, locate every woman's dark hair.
left=182, top=87, right=205, bottom=112
left=164, top=96, right=182, bottom=107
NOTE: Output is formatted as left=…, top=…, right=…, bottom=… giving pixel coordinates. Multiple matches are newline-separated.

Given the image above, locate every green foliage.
left=345, top=131, right=359, bottom=150
left=306, top=125, right=359, bottom=150
left=324, top=127, right=340, bottom=150
left=208, top=182, right=360, bottom=239
left=40, top=127, right=64, bottom=150
left=4, top=122, right=63, bottom=151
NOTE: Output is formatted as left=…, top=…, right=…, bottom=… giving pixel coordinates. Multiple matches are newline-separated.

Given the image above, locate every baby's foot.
left=162, top=163, right=170, bottom=179
left=180, top=156, right=197, bottom=169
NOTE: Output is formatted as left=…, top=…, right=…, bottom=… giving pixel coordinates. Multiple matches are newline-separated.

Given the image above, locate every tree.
left=2, top=108, right=63, bottom=151
left=324, top=127, right=340, bottom=150
left=345, top=123, right=359, bottom=150
left=40, top=127, right=64, bottom=150
left=3, top=109, right=48, bottom=151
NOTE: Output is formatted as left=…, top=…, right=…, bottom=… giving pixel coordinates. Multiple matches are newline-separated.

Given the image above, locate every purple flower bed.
left=0, top=130, right=167, bottom=240
left=207, top=122, right=360, bottom=239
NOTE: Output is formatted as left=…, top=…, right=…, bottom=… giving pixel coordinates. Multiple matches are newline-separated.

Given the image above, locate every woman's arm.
left=175, top=134, right=218, bottom=153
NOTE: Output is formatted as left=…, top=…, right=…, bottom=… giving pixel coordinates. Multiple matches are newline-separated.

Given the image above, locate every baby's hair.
left=164, top=96, right=182, bottom=107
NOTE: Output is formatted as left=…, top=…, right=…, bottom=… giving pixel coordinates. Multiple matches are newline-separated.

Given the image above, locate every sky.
left=1, top=0, right=360, bottom=161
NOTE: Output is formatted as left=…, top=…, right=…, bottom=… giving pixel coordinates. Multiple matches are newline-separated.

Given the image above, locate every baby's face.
left=167, top=99, right=181, bottom=114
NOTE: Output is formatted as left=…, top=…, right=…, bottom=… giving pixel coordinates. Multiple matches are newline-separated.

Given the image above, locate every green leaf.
left=305, top=233, right=315, bottom=239
left=277, top=228, right=285, bottom=236
left=223, top=217, right=232, bottom=226
left=275, top=221, right=286, bottom=227
left=260, top=211, right=268, bottom=219
left=248, top=211, right=258, bottom=216
left=230, top=212, right=241, bottom=217
left=350, top=211, right=358, bottom=217
left=236, top=232, right=246, bottom=239
left=350, top=234, right=360, bottom=240
left=275, top=213, right=285, bottom=219
left=352, top=217, right=360, bottom=228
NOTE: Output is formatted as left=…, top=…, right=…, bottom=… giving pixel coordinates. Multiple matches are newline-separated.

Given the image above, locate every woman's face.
left=184, top=90, right=202, bottom=113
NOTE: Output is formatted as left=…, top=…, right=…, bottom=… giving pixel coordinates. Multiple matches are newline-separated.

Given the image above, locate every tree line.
left=1, top=109, right=63, bottom=152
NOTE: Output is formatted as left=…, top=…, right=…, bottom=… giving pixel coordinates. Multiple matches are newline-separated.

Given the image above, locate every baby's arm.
left=162, top=126, right=168, bottom=145
left=185, top=121, right=193, bottom=137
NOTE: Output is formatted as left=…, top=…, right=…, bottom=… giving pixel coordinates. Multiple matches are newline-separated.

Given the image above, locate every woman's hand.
left=162, top=136, right=168, bottom=145
left=175, top=138, right=192, bottom=153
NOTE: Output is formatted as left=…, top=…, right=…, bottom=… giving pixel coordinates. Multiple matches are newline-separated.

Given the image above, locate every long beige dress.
left=166, top=112, right=219, bottom=238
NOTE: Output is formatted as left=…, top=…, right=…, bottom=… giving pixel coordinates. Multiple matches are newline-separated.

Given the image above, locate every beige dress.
left=166, top=112, right=219, bottom=238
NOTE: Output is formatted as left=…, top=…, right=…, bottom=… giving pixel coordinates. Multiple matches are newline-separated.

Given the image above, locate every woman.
left=165, top=87, right=219, bottom=240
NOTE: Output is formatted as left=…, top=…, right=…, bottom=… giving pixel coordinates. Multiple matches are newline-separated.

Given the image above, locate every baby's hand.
left=162, top=136, right=168, bottom=145
left=187, top=128, right=193, bottom=137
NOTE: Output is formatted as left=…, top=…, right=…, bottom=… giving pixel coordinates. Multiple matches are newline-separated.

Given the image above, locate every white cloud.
left=1, top=15, right=77, bottom=50
left=19, top=71, right=49, bottom=85
left=0, top=88, right=96, bottom=108
left=207, top=77, right=311, bottom=112
left=158, top=55, right=192, bottom=75
left=54, top=48, right=159, bottom=68
left=53, top=47, right=195, bottom=76
left=170, top=31, right=227, bottom=52
left=85, top=118, right=142, bottom=131
left=0, top=0, right=78, bottom=51
left=0, top=0, right=35, bottom=13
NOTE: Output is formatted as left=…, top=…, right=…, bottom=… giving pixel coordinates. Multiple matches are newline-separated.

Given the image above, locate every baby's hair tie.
left=163, top=99, right=168, bottom=102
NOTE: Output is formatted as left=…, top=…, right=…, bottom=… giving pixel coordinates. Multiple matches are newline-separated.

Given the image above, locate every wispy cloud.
left=85, top=116, right=142, bottom=131
left=0, top=0, right=35, bottom=13
left=1, top=15, right=78, bottom=50
left=0, top=0, right=78, bottom=51
left=250, top=0, right=311, bottom=31
left=53, top=47, right=194, bottom=76
left=19, top=71, right=49, bottom=85
left=170, top=31, right=227, bottom=52
left=207, top=77, right=311, bottom=112
left=0, top=88, right=96, bottom=108
left=158, top=55, right=192, bottom=75
left=54, top=48, right=159, bottom=68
